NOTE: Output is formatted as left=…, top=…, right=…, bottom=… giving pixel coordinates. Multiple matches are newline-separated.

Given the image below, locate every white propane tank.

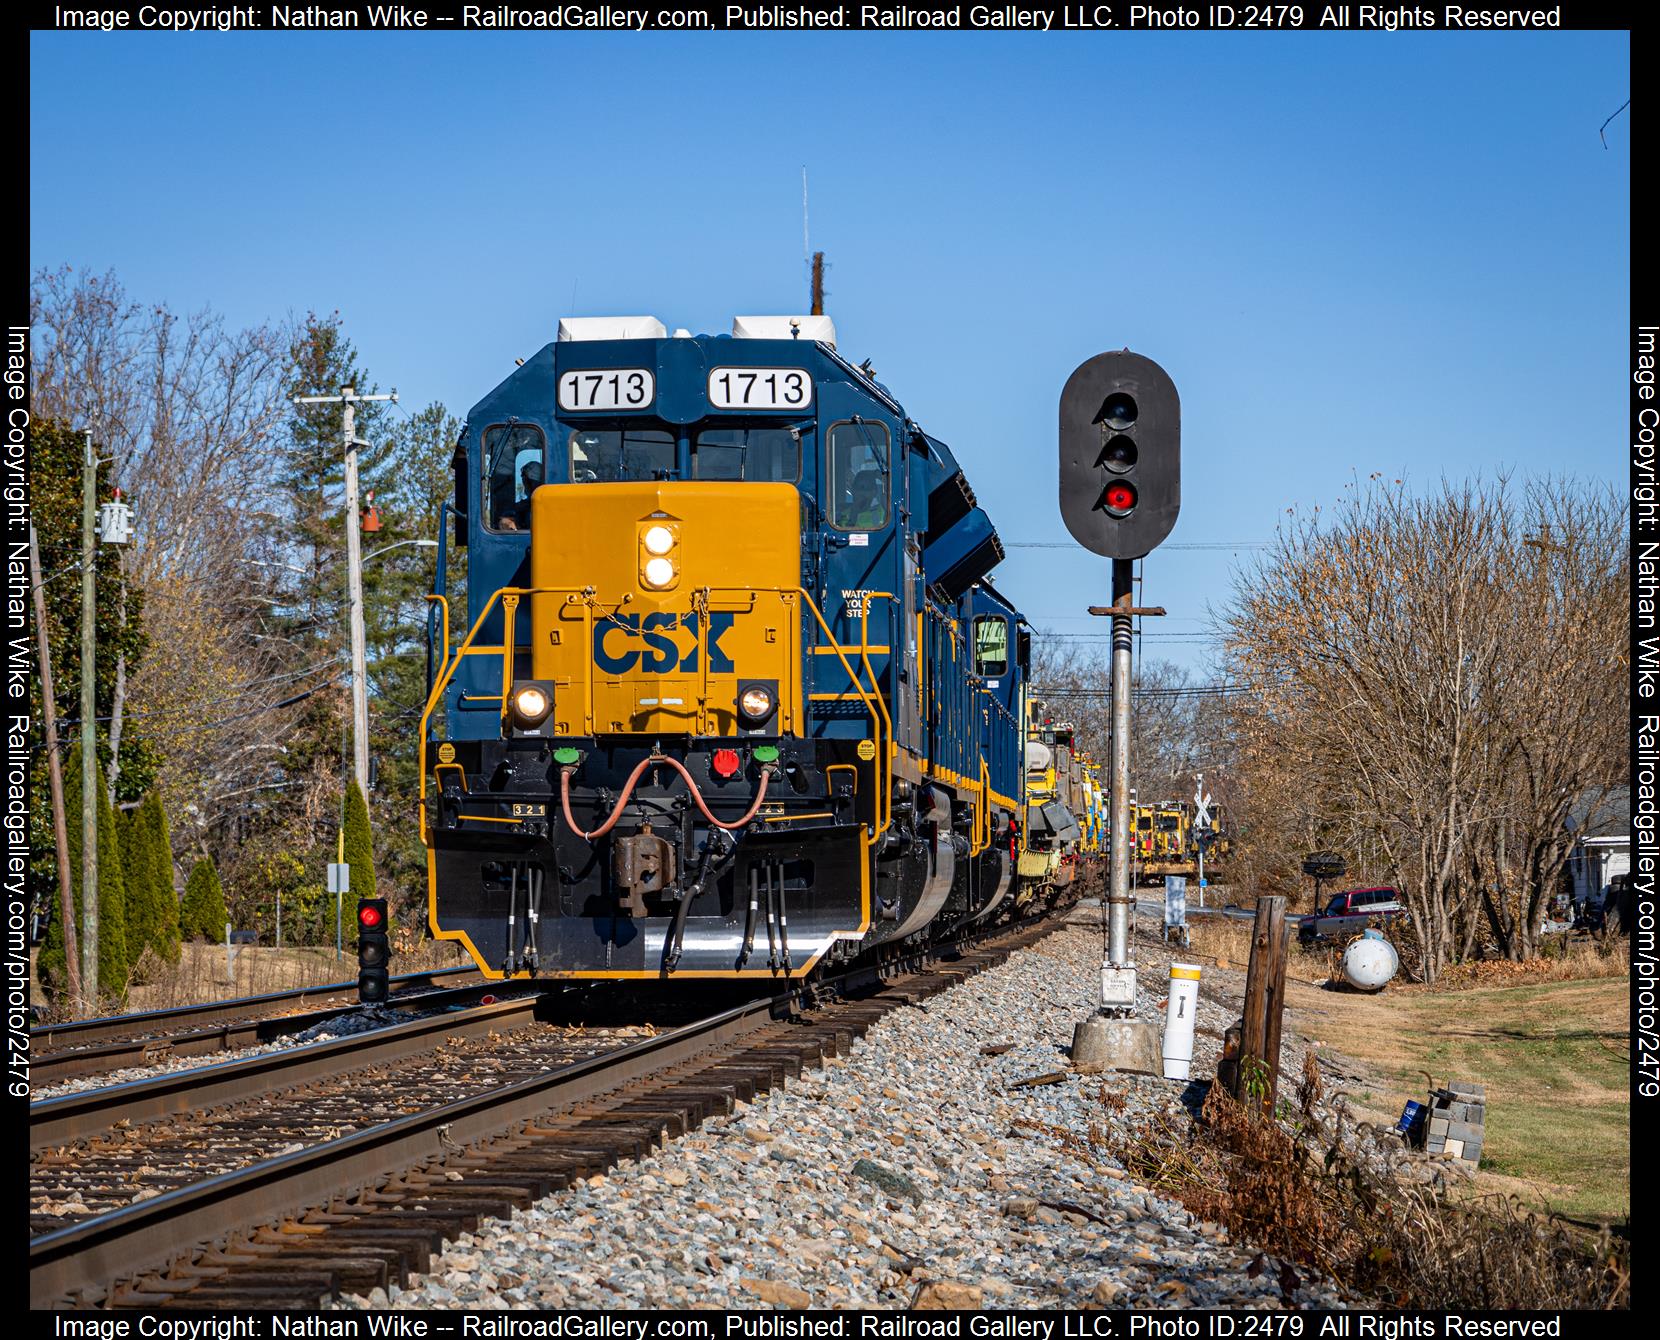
left=1162, top=963, right=1202, bottom=1080
left=1341, top=930, right=1399, bottom=992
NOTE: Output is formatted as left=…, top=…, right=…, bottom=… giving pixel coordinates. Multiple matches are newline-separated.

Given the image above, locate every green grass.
left=1297, top=975, right=1630, bottom=1226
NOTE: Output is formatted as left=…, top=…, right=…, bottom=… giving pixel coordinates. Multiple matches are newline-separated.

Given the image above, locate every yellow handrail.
left=419, top=583, right=898, bottom=841
left=857, top=593, right=896, bottom=837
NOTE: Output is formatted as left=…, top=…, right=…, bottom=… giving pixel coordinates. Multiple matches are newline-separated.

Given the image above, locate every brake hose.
left=559, top=754, right=772, bottom=840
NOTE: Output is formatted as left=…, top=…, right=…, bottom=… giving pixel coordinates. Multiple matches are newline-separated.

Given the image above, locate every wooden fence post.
left=1235, top=895, right=1289, bottom=1114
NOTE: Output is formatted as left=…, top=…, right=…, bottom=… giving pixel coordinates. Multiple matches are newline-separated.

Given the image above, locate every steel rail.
left=32, top=964, right=483, bottom=1052
left=30, top=993, right=550, bottom=1151
left=29, top=992, right=786, bottom=1307
left=33, top=977, right=531, bottom=1085
left=31, top=909, right=1069, bottom=1307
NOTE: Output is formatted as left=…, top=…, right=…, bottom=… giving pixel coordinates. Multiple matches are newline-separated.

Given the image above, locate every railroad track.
left=33, top=965, right=487, bottom=1084
left=30, top=913, right=1063, bottom=1309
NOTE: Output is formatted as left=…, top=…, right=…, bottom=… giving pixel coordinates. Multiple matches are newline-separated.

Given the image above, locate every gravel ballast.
left=343, top=917, right=1351, bottom=1310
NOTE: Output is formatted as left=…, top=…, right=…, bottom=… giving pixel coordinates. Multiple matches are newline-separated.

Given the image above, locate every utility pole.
left=810, top=251, right=825, bottom=315
left=79, top=430, right=98, bottom=1002
left=29, top=523, right=80, bottom=1008
left=292, top=386, right=398, bottom=794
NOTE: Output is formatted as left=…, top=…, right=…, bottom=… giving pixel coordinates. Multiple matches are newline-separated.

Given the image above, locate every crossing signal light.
left=357, top=898, right=389, bottom=1004
left=1058, top=351, right=1181, bottom=559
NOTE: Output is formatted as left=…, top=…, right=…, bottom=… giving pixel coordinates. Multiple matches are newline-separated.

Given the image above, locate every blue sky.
left=30, top=30, right=1630, bottom=672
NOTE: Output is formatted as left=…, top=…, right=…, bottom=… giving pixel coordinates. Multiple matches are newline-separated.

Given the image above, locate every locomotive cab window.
left=569, top=428, right=676, bottom=483
left=826, top=420, right=891, bottom=530
left=692, top=426, right=802, bottom=481
left=483, top=423, right=547, bottom=534
left=974, top=615, right=1009, bottom=677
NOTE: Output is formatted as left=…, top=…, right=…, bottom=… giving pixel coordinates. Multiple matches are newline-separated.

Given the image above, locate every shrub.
left=37, top=749, right=130, bottom=1004
left=179, top=856, right=229, bottom=942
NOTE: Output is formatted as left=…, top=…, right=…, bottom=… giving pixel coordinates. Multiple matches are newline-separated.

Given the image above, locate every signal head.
left=1058, top=351, right=1181, bottom=560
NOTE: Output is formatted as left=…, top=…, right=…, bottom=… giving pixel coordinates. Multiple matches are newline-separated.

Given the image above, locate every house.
left=1566, top=787, right=1629, bottom=909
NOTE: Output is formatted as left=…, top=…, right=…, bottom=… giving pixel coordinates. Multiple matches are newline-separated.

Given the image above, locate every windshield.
left=568, top=428, right=675, bottom=482
left=826, top=420, right=891, bottom=529
left=483, top=423, right=546, bottom=533
left=693, top=427, right=801, bottom=481
left=974, top=616, right=1008, bottom=676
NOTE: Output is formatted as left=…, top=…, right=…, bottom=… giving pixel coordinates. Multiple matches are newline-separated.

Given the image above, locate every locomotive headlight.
left=738, top=685, right=774, bottom=721
left=642, top=524, right=675, bottom=556
left=643, top=556, right=676, bottom=588
left=509, top=683, right=553, bottom=729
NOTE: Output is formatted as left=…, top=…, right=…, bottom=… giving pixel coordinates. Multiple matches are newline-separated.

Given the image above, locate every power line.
left=1005, top=541, right=1266, bottom=551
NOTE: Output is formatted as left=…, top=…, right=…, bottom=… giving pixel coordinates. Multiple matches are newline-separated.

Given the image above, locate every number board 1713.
left=558, top=368, right=655, bottom=412
left=707, top=367, right=813, bottom=411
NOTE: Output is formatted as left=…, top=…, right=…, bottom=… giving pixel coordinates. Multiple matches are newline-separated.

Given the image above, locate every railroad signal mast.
left=1058, top=352, right=1181, bottom=1049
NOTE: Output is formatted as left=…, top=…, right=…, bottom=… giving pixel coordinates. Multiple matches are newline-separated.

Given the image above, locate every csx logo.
left=594, top=612, right=737, bottom=674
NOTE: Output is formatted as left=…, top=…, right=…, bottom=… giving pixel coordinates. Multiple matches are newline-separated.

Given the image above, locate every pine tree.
left=38, top=750, right=130, bottom=1002
left=343, top=780, right=377, bottom=905
left=180, top=857, right=228, bottom=942
left=365, top=402, right=465, bottom=902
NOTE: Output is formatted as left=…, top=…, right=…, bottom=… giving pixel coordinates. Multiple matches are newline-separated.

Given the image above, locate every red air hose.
left=559, top=755, right=771, bottom=840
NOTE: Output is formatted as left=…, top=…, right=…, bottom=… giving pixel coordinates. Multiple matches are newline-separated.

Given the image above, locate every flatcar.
left=420, top=314, right=1081, bottom=981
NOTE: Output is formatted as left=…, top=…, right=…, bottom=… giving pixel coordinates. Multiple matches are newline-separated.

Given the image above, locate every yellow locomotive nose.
left=528, top=481, right=803, bottom=738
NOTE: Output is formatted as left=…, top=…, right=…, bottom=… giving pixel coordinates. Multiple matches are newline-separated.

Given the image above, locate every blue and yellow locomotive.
left=421, top=314, right=1044, bottom=980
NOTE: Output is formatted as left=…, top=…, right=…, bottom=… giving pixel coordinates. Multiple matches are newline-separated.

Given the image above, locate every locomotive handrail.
left=418, top=582, right=897, bottom=841
left=425, top=593, right=452, bottom=691
left=856, top=592, right=896, bottom=837
left=970, top=757, right=992, bottom=858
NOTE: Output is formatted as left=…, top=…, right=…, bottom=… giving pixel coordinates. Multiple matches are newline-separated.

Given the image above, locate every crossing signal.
left=357, top=898, right=389, bottom=1004
left=1058, top=351, right=1181, bottom=559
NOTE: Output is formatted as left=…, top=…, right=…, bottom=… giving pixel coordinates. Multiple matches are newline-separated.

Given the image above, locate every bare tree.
left=30, top=266, right=298, bottom=848
left=1223, top=475, right=1628, bottom=980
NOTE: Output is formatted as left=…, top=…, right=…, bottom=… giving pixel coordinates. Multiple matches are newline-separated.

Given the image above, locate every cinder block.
left=1461, top=1139, right=1483, bottom=1164
left=1445, top=1139, right=1465, bottom=1158
left=1426, top=1136, right=1446, bottom=1153
left=1448, top=1081, right=1486, bottom=1098
left=1447, top=1121, right=1482, bottom=1143
left=1429, top=1117, right=1450, bottom=1135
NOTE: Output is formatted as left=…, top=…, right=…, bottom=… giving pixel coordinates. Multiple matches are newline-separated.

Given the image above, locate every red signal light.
left=711, top=748, right=741, bottom=779
left=358, top=904, right=383, bottom=928
left=1102, top=482, right=1137, bottom=515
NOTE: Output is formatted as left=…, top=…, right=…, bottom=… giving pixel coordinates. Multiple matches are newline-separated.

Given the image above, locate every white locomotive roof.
left=557, top=316, right=667, bottom=341
left=732, top=314, right=836, bottom=348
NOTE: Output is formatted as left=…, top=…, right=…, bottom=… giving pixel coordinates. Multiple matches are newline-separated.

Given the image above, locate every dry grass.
left=32, top=938, right=470, bottom=1023
left=1297, top=971, right=1630, bottom=1227
left=1102, top=1060, right=1629, bottom=1309
left=1183, top=916, right=1329, bottom=984
left=1429, top=936, right=1629, bottom=990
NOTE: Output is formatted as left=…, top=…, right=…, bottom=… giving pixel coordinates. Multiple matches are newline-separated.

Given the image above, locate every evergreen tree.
left=365, top=402, right=465, bottom=903
left=28, top=419, right=151, bottom=940
left=343, top=779, right=377, bottom=905
left=179, top=857, right=228, bottom=941
left=131, top=792, right=181, bottom=963
left=38, top=750, right=130, bottom=1002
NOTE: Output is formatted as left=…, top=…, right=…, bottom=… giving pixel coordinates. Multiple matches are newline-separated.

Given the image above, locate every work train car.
left=420, top=314, right=1075, bottom=981
left=1017, top=708, right=1105, bottom=898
